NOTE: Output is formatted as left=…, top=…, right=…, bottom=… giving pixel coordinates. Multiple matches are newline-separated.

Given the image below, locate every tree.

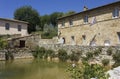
left=50, top=12, right=63, bottom=27
left=64, top=11, right=76, bottom=16
left=40, top=15, right=50, bottom=30
left=14, top=6, right=40, bottom=33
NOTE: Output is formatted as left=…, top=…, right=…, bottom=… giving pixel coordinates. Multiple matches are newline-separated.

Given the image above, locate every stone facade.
left=58, top=1, right=120, bottom=46
left=0, top=18, right=28, bottom=36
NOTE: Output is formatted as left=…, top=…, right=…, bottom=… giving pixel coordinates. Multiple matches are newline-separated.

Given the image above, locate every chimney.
left=83, top=6, right=88, bottom=11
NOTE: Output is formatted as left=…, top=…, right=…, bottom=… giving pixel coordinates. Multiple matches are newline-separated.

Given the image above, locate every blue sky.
left=0, top=0, right=118, bottom=18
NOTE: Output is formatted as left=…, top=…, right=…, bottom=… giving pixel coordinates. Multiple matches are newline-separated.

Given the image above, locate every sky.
left=0, top=0, right=119, bottom=18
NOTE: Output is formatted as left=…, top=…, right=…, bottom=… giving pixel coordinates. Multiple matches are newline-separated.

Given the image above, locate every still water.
left=0, top=59, right=70, bottom=79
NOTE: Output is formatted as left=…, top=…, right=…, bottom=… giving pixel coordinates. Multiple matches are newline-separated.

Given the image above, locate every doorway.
left=19, top=40, right=25, bottom=48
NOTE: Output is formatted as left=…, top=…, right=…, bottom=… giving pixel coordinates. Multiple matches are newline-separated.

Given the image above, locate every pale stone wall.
left=0, top=48, right=33, bottom=61
left=58, top=2, right=120, bottom=46
left=0, top=19, right=28, bottom=36
left=39, top=37, right=58, bottom=44
left=39, top=44, right=120, bottom=65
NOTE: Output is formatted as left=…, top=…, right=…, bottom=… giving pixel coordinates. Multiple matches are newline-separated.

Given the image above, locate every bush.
left=0, top=38, right=7, bottom=49
left=82, top=52, right=94, bottom=62
left=68, top=61, right=109, bottom=79
left=86, top=52, right=94, bottom=60
left=94, top=49, right=101, bottom=56
left=102, top=59, right=110, bottom=66
left=32, top=46, right=46, bottom=59
left=32, top=46, right=55, bottom=59
left=112, top=50, right=120, bottom=67
left=45, top=49, right=55, bottom=58
left=107, top=47, right=112, bottom=56
left=69, top=51, right=79, bottom=62
left=41, top=29, right=57, bottom=39
left=58, top=49, right=68, bottom=62
left=5, top=49, right=14, bottom=60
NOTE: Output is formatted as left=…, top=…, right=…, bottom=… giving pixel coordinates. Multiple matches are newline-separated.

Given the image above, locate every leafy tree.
left=14, top=6, right=40, bottom=33
left=50, top=12, right=63, bottom=27
left=40, top=15, right=50, bottom=30
left=64, top=11, right=76, bottom=16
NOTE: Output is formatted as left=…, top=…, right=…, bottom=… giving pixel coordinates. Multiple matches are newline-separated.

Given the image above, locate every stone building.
left=0, top=18, right=28, bottom=36
left=58, top=1, right=120, bottom=46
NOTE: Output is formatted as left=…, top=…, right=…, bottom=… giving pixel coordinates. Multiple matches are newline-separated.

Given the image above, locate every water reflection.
left=0, top=59, right=69, bottom=79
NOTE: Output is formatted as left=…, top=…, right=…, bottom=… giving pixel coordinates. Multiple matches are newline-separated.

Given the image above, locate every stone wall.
left=39, top=37, right=58, bottom=44
left=0, top=48, right=33, bottom=61
left=9, top=34, right=40, bottom=48
left=39, top=44, right=120, bottom=64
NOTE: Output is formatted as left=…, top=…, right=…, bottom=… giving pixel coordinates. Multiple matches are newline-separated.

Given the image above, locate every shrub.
left=82, top=52, right=94, bottom=62
left=69, top=51, right=79, bottom=62
left=32, top=46, right=56, bottom=59
left=102, top=59, right=110, bottom=66
left=41, top=28, right=57, bottom=39
left=107, top=47, right=112, bottom=56
left=45, top=49, right=55, bottom=58
left=32, top=46, right=46, bottom=59
left=5, top=49, right=14, bottom=60
left=68, top=61, right=109, bottom=79
left=112, top=50, right=120, bottom=67
left=85, top=52, right=94, bottom=61
left=94, top=49, right=101, bottom=56
left=0, top=38, right=7, bottom=49
left=58, top=49, right=68, bottom=62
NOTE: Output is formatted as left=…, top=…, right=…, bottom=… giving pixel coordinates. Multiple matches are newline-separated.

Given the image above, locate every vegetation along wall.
left=39, top=44, right=120, bottom=65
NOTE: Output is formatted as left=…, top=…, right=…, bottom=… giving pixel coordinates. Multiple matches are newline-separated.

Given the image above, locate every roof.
left=0, top=18, right=29, bottom=24
left=58, top=1, right=120, bottom=20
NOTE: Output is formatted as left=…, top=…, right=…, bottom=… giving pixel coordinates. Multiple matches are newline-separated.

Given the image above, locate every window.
left=18, top=25, right=22, bottom=31
left=112, top=8, right=119, bottom=18
left=82, top=35, right=86, bottom=40
left=5, top=23, right=10, bottom=30
left=84, top=15, right=88, bottom=23
left=71, top=36, right=74, bottom=41
left=69, top=20, right=73, bottom=26
left=71, top=36, right=75, bottom=45
left=62, top=21, right=65, bottom=27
